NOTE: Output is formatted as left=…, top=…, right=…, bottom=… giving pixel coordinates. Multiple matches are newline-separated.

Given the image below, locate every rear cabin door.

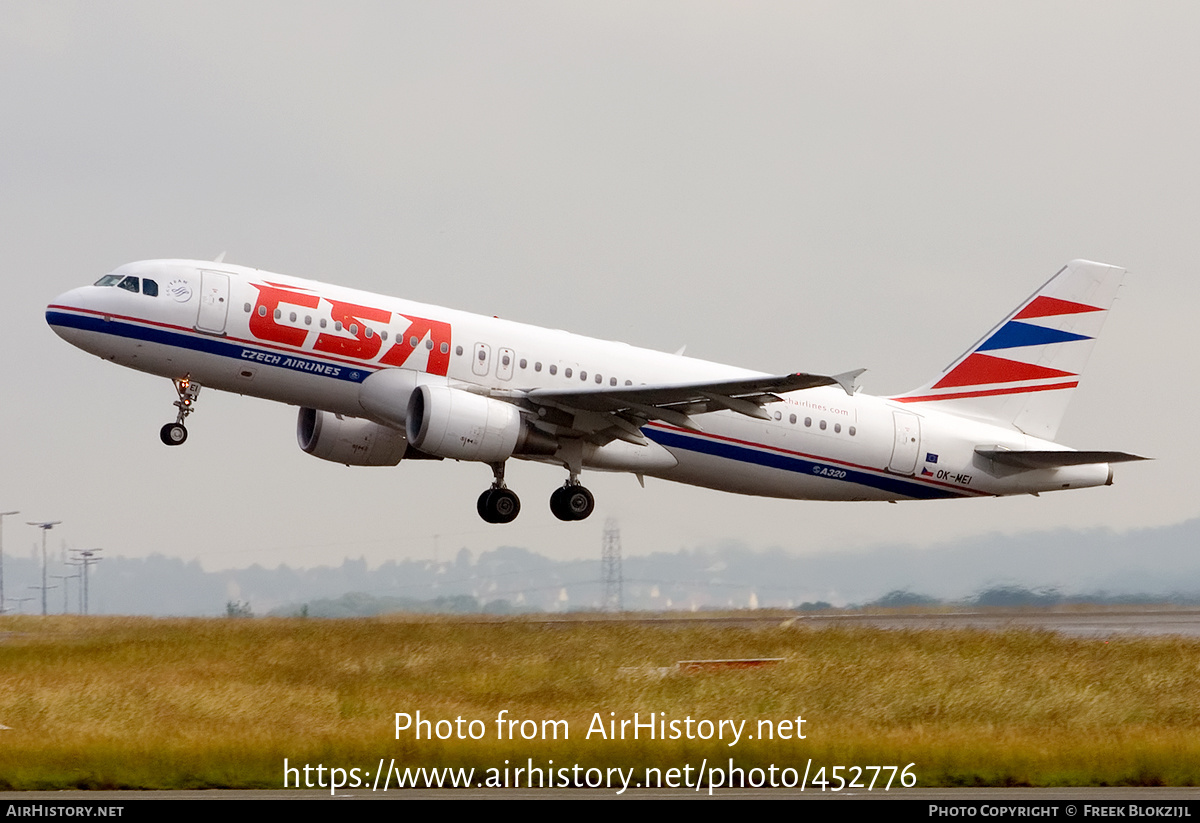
left=888, top=411, right=922, bottom=474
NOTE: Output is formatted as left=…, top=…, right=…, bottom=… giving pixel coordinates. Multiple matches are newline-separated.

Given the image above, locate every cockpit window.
left=142, top=279, right=159, bottom=297
left=117, top=276, right=140, bottom=294
left=94, top=274, right=122, bottom=287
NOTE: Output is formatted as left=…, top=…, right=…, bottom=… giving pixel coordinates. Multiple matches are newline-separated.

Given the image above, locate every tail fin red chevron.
left=893, top=260, right=1126, bottom=440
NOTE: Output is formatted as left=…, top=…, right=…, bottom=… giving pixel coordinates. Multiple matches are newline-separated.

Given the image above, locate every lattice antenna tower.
left=601, top=518, right=623, bottom=612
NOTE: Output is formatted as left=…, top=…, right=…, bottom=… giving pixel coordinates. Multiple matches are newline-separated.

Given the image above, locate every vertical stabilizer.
left=893, top=260, right=1125, bottom=440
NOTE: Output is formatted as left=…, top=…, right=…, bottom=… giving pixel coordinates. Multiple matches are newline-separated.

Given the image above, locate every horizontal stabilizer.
left=974, top=448, right=1149, bottom=470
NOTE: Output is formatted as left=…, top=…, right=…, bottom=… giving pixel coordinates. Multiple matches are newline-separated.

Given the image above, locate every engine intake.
left=297, top=407, right=409, bottom=466
left=406, top=384, right=555, bottom=462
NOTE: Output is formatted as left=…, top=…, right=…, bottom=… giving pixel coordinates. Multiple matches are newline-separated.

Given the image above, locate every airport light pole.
left=0, top=511, right=17, bottom=613
left=71, top=549, right=102, bottom=615
left=27, top=521, right=61, bottom=616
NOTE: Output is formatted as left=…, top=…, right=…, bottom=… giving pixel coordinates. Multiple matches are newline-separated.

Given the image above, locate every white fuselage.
left=46, top=259, right=1113, bottom=505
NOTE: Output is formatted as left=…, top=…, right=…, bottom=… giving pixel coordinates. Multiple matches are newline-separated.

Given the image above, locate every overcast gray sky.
left=2, top=1, right=1195, bottom=569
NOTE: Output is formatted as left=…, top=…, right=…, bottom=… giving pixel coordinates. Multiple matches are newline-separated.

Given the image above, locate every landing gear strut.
left=160, top=376, right=200, bottom=446
left=477, top=462, right=520, bottom=524
left=549, top=482, right=595, bottom=521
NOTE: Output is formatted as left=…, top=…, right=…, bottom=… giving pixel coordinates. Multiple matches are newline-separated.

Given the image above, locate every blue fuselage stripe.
left=46, top=310, right=371, bottom=384
left=643, top=427, right=964, bottom=500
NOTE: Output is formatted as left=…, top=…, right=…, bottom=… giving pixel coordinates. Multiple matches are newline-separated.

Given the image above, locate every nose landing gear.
left=160, top=376, right=200, bottom=446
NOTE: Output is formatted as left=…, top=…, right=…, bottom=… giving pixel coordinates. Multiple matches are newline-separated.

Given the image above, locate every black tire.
left=565, top=486, right=595, bottom=520
left=549, top=486, right=573, bottom=521
left=160, top=423, right=188, bottom=446
left=479, top=489, right=520, bottom=524
left=488, top=489, right=520, bottom=524
left=550, top=485, right=594, bottom=521
left=477, top=490, right=496, bottom=523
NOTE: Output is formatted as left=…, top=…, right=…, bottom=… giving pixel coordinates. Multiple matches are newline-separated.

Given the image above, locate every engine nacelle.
left=406, top=384, right=554, bottom=462
left=297, top=407, right=408, bottom=466
left=358, top=368, right=447, bottom=428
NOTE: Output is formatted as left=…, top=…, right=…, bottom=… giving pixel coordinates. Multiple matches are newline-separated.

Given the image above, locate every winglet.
left=832, top=368, right=866, bottom=396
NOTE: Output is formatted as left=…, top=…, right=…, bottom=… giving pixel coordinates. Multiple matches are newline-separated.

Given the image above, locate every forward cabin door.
left=195, top=271, right=231, bottom=334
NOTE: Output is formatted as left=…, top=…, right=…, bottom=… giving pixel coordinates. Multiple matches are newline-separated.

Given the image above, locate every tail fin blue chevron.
left=893, top=259, right=1125, bottom=441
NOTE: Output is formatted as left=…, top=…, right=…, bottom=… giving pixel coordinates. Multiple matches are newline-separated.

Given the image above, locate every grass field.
left=1, top=613, right=1198, bottom=790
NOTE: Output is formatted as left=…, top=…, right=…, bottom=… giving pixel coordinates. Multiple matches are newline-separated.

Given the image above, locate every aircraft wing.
left=511, top=369, right=864, bottom=440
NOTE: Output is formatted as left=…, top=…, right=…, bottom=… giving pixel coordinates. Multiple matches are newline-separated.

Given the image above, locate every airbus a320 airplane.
left=46, top=259, right=1144, bottom=523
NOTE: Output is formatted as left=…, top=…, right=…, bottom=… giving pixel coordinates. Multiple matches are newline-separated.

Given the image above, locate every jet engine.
left=406, top=384, right=556, bottom=462
left=297, top=407, right=409, bottom=466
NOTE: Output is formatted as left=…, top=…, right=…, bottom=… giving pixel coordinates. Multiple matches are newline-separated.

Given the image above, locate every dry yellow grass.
left=1, top=614, right=1198, bottom=788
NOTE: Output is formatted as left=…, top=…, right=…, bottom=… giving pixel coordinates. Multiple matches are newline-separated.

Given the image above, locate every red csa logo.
left=248, top=283, right=452, bottom=375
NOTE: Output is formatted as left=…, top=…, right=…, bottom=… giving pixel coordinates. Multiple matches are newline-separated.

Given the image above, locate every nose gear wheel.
left=160, top=376, right=200, bottom=446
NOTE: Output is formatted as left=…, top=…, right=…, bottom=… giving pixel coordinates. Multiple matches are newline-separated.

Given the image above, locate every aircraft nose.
left=46, top=286, right=91, bottom=340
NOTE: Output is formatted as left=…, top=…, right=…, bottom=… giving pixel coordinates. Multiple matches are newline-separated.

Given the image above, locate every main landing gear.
left=160, top=376, right=200, bottom=446
left=478, top=462, right=521, bottom=524
left=549, top=482, right=595, bottom=522
left=474, top=463, right=596, bottom=523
